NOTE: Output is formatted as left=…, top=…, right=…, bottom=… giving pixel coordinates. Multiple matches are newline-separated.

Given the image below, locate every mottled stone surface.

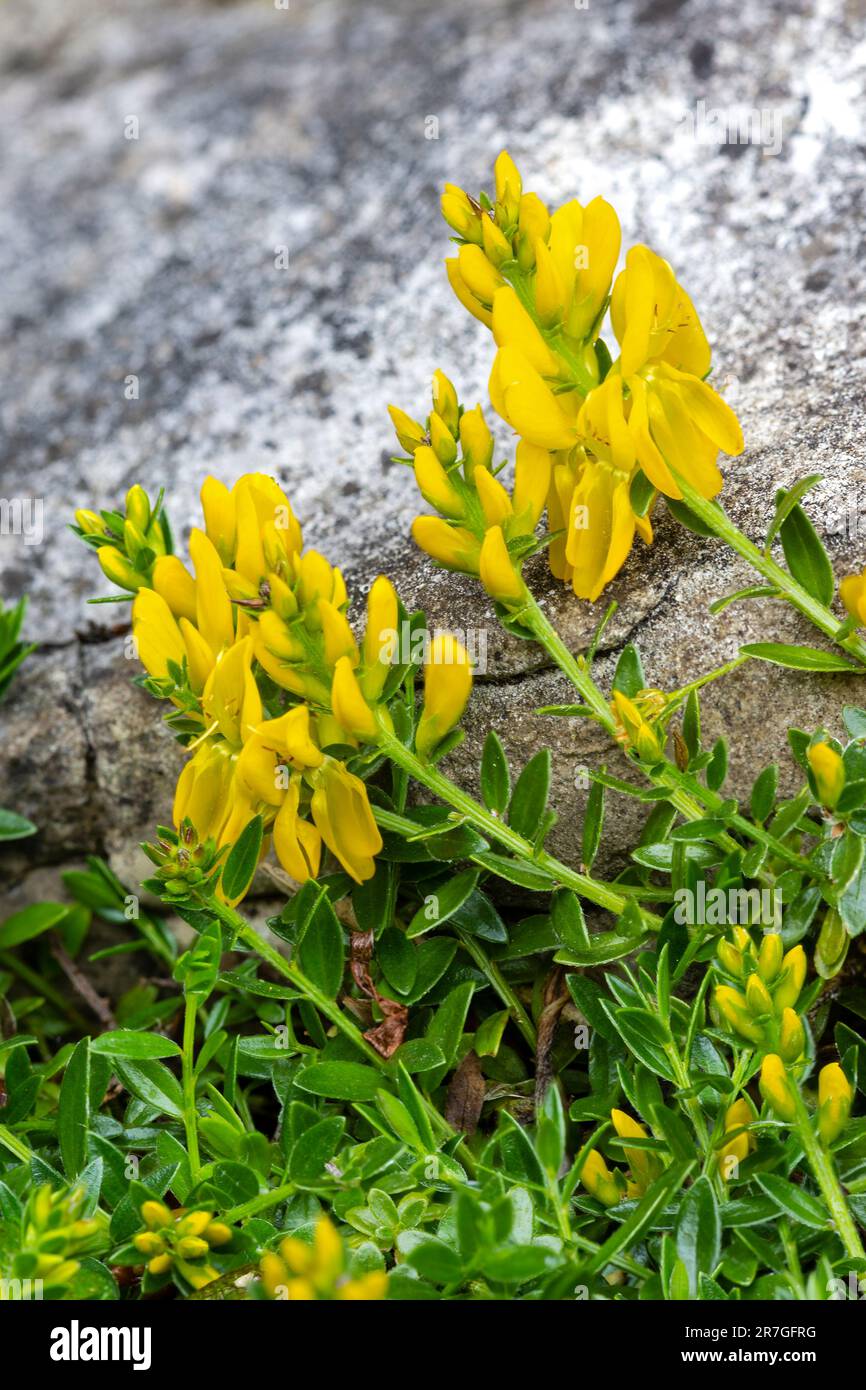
left=2, top=0, right=865, bottom=907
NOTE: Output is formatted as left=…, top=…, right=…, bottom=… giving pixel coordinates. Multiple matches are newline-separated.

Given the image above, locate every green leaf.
left=779, top=503, right=834, bottom=606
left=403, top=1236, right=462, bottom=1284
left=706, top=738, right=729, bottom=792
left=424, top=981, right=475, bottom=1088
left=581, top=776, right=605, bottom=872
left=612, top=644, right=646, bottom=698
left=843, top=706, right=866, bottom=740
left=378, top=927, right=417, bottom=995
left=91, top=1032, right=181, bottom=1060
left=474, top=1009, right=510, bottom=1057
left=551, top=889, right=590, bottom=951
left=113, top=1057, right=184, bottom=1120
left=59, top=1038, right=91, bottom=1178
left=407, top=869, right=480, bottom=939
left=0, top=902, right=68, bottom=949
left=750, top=764, right=778, bottom=824
left=605, top=1006, right=676, bottom=1081
left=220, top=815, right=263, bottom=901
left=741, top=642, right=859, bottom=674
left=764, top=474, right=822, bottom=551
left=289, top=1117, right=345, bottom=1183
left=174, top=919, right=223, bottom=1003
left=472, top=851, right=554, bottom=892
left=708, top=585, right=779, bottom=617
left=0, top=809, right=37, bottom=840
left=480, top=730, right=510, bottom=814
left=682, top=690, right=701, bottom=760
left=755, top=1173, right=829, bottom=1229
left=508, top=749, right=551, bottom=839
left=295, top=1062, right=383, bottom=1102
left=298, top=892, right=345, bottom=997
left=675, top=1174, right=721, bottom=1295
left=669, top=819, right=727, bottom=841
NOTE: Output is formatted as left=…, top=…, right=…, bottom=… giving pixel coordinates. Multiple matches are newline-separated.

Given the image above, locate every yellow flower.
left=564, top=455, right=636, bottom=602
left=98, top=546, right=143, bottom=592
left=580, top=1149, right=624, bottom=1207
left=778, top=1007, right=806, bottom=1064
left=416, top=633, right=473, bottom=759
left=388, top=404, right=427, bottom=455
left=807, top=740, right=845, bottom=809
left=489, top=346, right=578, bottom=450
left=772, top=945, right=807, bottom=1013
left=200, top=477, right=237, bottom=564
left=713, top=984, right=765, bottom=1045
left=432, top=370, right=460, bottom=435
left=610, top=1108, right=661, bottom=1196
left=611, top=689, right=663, bottom=763
left=309, top=758, right=383, bottom=883
left=479, top=525, right=525, bottom=605
left=360, top=575, right=399, bottom=700
left=414, top=445, right=465, bottom=518
left=817, top=1063, right=853, bottom=1146
left=717, top=1097, right=755, bottom=1176
left=331, top=656, right=378, bottom=741
left=411, top=516, right=481, bottom=574
left=840, top=568, right=866, bottom=627
left=459, top=404, right=494, bottom=475
left=445, top=256, right=493, bottom=328
left=544, top=194, right=621, bottom=339
left=759, top=1054, right=798, bottom=1123
left=258, top=1216, right=387, bottom=1301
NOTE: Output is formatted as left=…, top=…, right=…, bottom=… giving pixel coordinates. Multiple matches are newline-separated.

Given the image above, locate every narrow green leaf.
left=220, top=815, right=263, bottom=901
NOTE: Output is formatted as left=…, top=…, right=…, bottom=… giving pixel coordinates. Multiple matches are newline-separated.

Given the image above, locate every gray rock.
left=2, top=0, right=866, bottom=907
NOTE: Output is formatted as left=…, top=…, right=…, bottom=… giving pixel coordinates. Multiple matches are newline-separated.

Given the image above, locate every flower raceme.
left=435, top=152, right=744, bottom=601
left=713, top=930, right=808, bottom=1060
left=75, top=477, right=474, bottom=893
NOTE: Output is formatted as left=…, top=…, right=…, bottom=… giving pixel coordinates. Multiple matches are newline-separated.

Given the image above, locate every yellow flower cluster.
left=714, top=929, right=854, bottom=1147
left=258, top=1215, right=387, bottom=1301
left=133, top=1200, right=232, bottom=1291
left=390, top=371, right=547, bottom=608
left=427, top=152, right=745, bottom=601
left=580, top=1107, right=663, bottom=1207
left=1, top=1184, right=108, bottom=1296
left=714, top=930, right=807, bottom=1058
left=77, top=477, right=474, bottom=892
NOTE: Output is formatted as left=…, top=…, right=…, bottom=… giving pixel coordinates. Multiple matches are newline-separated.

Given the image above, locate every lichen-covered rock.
left=2, top=0, right=865, bottom=904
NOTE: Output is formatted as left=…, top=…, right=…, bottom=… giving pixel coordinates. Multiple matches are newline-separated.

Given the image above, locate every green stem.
left=182, top=994, right=202, bottom=1182
left=792, top=1089, right=864, bottom=1261
left=224, top=1181, right=296, bottom=1225
left=0, top=1123, right=31, bottom=1162
left=376, top=722, right=659, bottom=930
left=674, top=476, right=866, bottom=670
left=521, top=594, right=809, bottom=877
left=455, top=929, right=537, bottom=1050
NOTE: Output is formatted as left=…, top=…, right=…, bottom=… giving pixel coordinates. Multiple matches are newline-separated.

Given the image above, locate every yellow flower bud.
left=331, top=656, right=378, bottom=740
left=611, top=690, right=663, bottom=764
left=415, top=633, right=473, bottom=759
left=759, top=1054, right=798, bottom=1123
left=98, top=546, right=143, bottom=593
left=717, top=1097, right=754, bottom=1175
left=807, top=740, right=845, bottom=809
left=413, top=445, right=465, bottom=519
left=141, top=1200, right=172, bottom=1230
left=516, top=192, right=550, bottom=270
left=361, top=575, right=399, bottom=700
left=388, top=404, right=426, bottom=456
left=533, top=237, right=567, bottom=326
left=481, top=214, right=512, bottom=268
left=611, top=1108, right=661, bottom=1190
left=494, top=149, right=522, bottom=223
left=411, top=516, right=481, bottom=574
left=745, top=971, right=774, bottom=1019
left=840, top=570, right=866, bottom=628
left=445, top=256, right=493, bottom=328
left=204, top=1222, right=232, bottom=1247
left=440, top=183, right=482, bottom=244
left=474, top=465, right=513, bottom=528
left=176, top=1236, right=209, bottom=1260
left=260, top=1251, right=288, bottom=1299
left=177, top=1210, right=212, bottom=1238
left=717, top=940, right=744, bottom=978
left=580, top=1149, right=623, bottom=1207
left=457, top=243, right=505, bottom=307
left=817, top=1063, right=853, bottom=1146
left=148, top=1253, right=173, bottom=1276
left=432, top=371, right=460, bottom=435
left=429, top=412, right=458, bottom=467
left=459, top=404, right=494, bottom=477
left=479, top=525, right=525, bottom=605
left=714, top=984, right=765, bottom=1045
left=75, top=508, right=106, bottom=536
left=125, top=485, right=151, bottom=532
left=730, top=927, right=752, bottom=953
left=200, top=476, right=237, bottom=565
left=772, top=945, right=807, bottom=1013
left=778, top=1007, right=805, bottom=1064
left=133, top=1231, right=166, bottom=1256
left=511, top=441, right=551, bottom=536
left=756, top=932, right=784, bottom=983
